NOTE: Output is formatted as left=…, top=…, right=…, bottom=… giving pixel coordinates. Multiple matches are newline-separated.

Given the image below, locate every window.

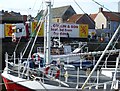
left=57, top=19, right=59, bottom=22
left=108, top=23, right=110, bottom=29
left=102, top=24, right=104, bottom=29
left=16, top=28, right=22, bottom=33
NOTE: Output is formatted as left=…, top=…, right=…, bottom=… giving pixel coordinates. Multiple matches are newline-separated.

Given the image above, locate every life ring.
left=32, top=53, right=41, bottom=61
left=45, top=64, right=60, bottom=78
left=12, top=38, right=16, bottom=42
left=12, top=33, right=16, bottom=42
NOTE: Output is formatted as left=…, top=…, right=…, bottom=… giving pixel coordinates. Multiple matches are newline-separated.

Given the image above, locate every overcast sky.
left=0, top=0, right=120, bottom=17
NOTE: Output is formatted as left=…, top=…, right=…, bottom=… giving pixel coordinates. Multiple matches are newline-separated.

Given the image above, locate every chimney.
left=5, top=11, right=8, bottom=13
left=99, top=7, right=103, bottom=12
left=2, top=10, right=4, bottom=13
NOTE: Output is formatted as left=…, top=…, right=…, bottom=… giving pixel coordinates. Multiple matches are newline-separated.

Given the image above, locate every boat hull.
left=1, top=68, right=77, bottom=91
left=2, top=76, right=32, bottom=91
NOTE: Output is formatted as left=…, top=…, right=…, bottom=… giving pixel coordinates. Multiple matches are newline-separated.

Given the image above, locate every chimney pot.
left=99, top=7, right=103, bottom=12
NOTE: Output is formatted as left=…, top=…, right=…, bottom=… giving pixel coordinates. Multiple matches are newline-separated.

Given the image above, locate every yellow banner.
left=5, top=24, right=15, bottom=37
left=31, top=22, right=44, bottom=37
left=79, top=24, right=88, bottom=38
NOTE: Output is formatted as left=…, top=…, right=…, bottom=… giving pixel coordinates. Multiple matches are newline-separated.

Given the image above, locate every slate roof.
left=51, top=5, right=72, bottom=18
left=36, top=5, right=75, bottom=19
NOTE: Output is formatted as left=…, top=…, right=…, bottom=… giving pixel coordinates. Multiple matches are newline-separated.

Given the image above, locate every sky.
left=0, top=0, right=120, bottom=17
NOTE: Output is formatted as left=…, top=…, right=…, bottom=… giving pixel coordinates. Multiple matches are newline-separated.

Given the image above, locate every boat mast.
left=45, top=0, right=51, bottom=64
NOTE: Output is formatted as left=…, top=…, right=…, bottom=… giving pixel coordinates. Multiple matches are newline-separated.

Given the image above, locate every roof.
left=67, top=13, right=94, bottom=24
left=0, top=10, right=27, bottom=23
left=51, top=5, right=72, bottom=18
left=67, top=14, right=83, bottom=23
left=89, top=14, right=97, bottom=20
left=9, top=11, right=21, bottom=16
left=90, top=8, right=120, bottom=22
left=0, top=10, right=21, bottom=16
left=2, top=11, right=11, bottom=16
left=36, top=5, right=75, bottom=19
left=102, top=11, right=120, bottom=21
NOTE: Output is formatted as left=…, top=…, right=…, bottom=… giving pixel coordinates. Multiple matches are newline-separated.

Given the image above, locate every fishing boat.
left=32, top=41, right=94, bottom=69
left=1, top=1, right=120, bottom=91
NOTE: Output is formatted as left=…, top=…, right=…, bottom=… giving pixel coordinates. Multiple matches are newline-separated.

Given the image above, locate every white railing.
left=4, top=51, right=120, bottom=90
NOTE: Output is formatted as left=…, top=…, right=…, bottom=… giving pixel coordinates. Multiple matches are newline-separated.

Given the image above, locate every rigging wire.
left=91, top=34, right=120, bottom=85
left=39, top=0, right=44, bottom=12
left=92, top=0, right=113, bottom=12
left=90, top=0, right=120, bottom=50
left=92, top=0, right=120, bottom=18
left=73, top=0, right=120, bottom=51
left=73, top=0, right=120, bottom=89
left=73, top=0, right=99, bottom=29
left=73, top=0, right=102, bottom=51
left=51, top=0, right=54, bottom=6
left=73, top=0, right=85, bottom=14
left=1, top=0, right=120, bottom=89
left=9, top=0, right=47, bottom=58
left=73, top=0, right=94, bottom=25
left=20, top=2, right=47, bottom=57
left=5, top=1, right=40, bottom=59
left=7, top=18, right=31, bottom=60
left=31, top=0, right=38, bottom=13
left=103, top=34, right=120, bottom=65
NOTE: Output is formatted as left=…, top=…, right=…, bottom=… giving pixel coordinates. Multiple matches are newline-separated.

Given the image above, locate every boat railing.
left=83, top=80, right=119, bottom=89
left=5, top=60, right=120, bottom=90
left=88, top=52, right=120, bottom=90
left=5, top=57, right=120, bottom=89
left=5, top=52, right=120, bottom=89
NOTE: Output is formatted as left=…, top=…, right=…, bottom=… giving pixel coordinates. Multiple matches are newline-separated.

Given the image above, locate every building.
left=0, top=10, right=27, bottom=24
left=35, top=5, right=76, bottom=23
left=90, top=7, right=120, bottom=41
left=90, top=8, right=120, bottom=31
left=67, top=13, right=95, bottom=29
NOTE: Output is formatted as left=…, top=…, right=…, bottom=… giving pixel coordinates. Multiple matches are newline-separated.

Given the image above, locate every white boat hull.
left=1, top=67, right=77, bottom=91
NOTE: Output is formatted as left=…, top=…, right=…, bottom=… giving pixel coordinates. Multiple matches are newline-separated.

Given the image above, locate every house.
left=90, top=7, right=120, bottom=41
left=0, top=10, right=27, bottom=24
left=90, top=7, right=120, bottom=32
left=35, top=5, right=76, bottom=23
left=67, top=13, right=95, bottom=29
